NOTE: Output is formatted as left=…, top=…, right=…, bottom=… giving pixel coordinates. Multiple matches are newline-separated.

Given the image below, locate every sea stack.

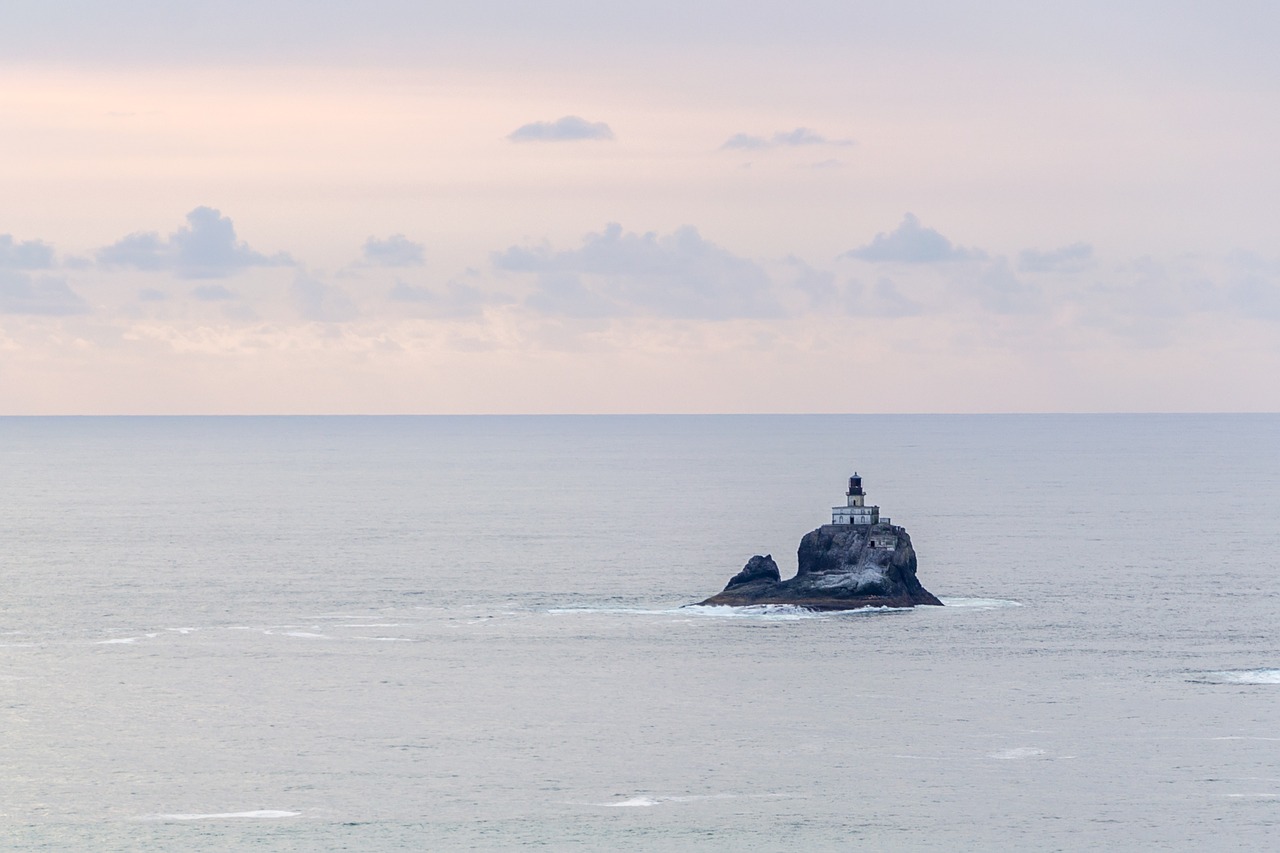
left=700, top=473, right=942, bottom=611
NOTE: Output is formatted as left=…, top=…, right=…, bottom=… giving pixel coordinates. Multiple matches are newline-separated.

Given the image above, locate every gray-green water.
left=2, top=415, right=1278, bottom=850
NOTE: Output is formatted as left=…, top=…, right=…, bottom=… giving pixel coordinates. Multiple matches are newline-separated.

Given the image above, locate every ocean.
left=2, top=414, right=1278, bottom=850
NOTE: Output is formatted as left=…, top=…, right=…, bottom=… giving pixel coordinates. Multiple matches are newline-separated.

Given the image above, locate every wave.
left=94, top=633, right=159, bottom=645
left=549, top=600, right=1022, bottom=619
left=548, top=604, right=893, bottom=621
left=938, top=598, right=1023, bottom=609
left=140, top=810, right=300, bottom=821
left=1192, top=669, right=1280, bottom=685
left=603, top=796, right=663, bottom=808
left=988, top=747, right=1046, bottom=760
left=584, top=793, right=794, bottom=808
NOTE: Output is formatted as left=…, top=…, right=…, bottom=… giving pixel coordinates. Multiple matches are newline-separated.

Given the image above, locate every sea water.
left=1, top=414, right=1278, bottom=850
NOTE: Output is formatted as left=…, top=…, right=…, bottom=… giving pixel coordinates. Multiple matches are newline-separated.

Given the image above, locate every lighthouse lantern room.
left=831, top=472, right=881, bottom=526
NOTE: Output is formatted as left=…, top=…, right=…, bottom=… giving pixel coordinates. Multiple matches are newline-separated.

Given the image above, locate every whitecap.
left=938, top=598, right=1023, bottom=609
left=605, top=797, right=663, bottom=808
left=587, top=792, right=793, bottom=808
left=141, top=810, right=300, bottom=821
left=1193, top=669, right=1280, bottom=685
left=549, top=604, right=876, bottom=621
left=988, top=747, right=1046, bottom=760
left=96, top=637, right=141, bottom=645
left=354, top=636, right=414, bottom=642
left=687, top=604, right=899, bottom=620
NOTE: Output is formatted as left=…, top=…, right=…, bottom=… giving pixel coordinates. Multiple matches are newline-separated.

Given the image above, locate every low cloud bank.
left=845, top=213, right=981, bottom=263
left=0, top=271, right=89, bottom=315
left=508, top=116, right=614, bottom=142
left=721, top=127, right=854, bottom=150
left=97, top=207, right=291, bottom=279
left=495, top=223, right=780, bottom=320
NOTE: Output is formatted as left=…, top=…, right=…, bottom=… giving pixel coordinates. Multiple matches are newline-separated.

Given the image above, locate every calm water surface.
left=2, top=415, right=1278, bottom=850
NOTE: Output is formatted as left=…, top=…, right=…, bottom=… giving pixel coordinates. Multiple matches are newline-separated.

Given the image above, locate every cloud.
left=97, top=206, right=291, bottom=278
left=0, top=235, right=55, bottom=270
left=523, top=273, right=621, bottom=319
left=0, top=271, right=89, bottom=315
left=1225, top=274, right=1280, bottom=321
left=844, top=213, right=980, bottom=263
left=1018, top=242, right=1093, bottom=273
left=291, top=272, right=356, bottom=322
left=508, top=116, right=614, bottom=142
left=493, top=222, right=780, bottom=320
left=847, top=278, right=924, bottom=317
left=721, top=127, right=855, bottom=150
left=192, top=284, right=235, bottom=301
left=361, top=234, right=424, bottom=267
left=970, top=260, right=1042, bottom=314
left=388, top=279, right=491, bottom=318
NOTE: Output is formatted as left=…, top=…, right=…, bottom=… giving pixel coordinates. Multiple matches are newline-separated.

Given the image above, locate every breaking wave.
left=988, top=747, right=1047, bottom=760
left=937, top=598, right=1023, bottom=609
left=140, top=810, right=300, bottom=821
left=584, top=793, right=795, bottom=808
left=549, top=604, right=896, bottom=621
left=1192, top=669, right=1280, bottom=685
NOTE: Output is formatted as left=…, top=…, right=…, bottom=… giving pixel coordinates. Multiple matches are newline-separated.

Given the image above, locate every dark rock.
left=699, top=523, right=942, bottom=611
left=726, top=554, right=781, bottom=588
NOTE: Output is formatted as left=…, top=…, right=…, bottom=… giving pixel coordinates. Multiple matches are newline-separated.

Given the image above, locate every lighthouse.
left=831, top=472, right=881, bottom=526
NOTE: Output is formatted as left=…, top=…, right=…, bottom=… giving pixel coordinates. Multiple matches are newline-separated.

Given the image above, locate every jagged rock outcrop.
left=725, top=554, right=782, bottom=587
left=700, top=523, right=942, bottom=610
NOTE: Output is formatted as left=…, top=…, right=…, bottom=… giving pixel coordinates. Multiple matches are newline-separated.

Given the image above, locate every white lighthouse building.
left=831, top=472, right=881, bottom=526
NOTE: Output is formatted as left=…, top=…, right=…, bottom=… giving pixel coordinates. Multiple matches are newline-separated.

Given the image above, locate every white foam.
left=141, top=810, right=300, bottom=821
left=605, top=797, right=663, bottom=808
left=939, top=598, right=1023, bottom=609
left=354, top=636, right=414, bottom=642
left=549, top=605, right=867, bottom=621
left=279, top=631, right=329, bottom=639
left=988, top=747, right=1047, bottom=760
left=95, top=632, right=160, bottom=645
left=587, top=793, right=793, bottom=808
left=1195, top=669, right=1280, bottom=685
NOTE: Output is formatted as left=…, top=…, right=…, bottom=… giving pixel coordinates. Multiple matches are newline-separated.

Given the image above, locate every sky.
left=2, top=1, right=1279, bottom=413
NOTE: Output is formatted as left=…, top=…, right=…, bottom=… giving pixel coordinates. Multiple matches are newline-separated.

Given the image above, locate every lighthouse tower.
left=831, top=472, right=880, bottom=526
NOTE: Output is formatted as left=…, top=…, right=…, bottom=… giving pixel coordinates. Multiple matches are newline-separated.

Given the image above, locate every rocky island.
left=700, top=473, right=942, bottom=611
